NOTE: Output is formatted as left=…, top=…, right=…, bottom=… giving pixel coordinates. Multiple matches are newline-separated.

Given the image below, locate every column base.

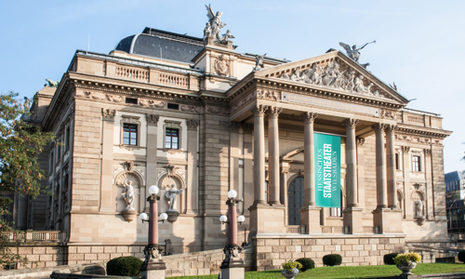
left=249, top=203, right=286, bottom=234
left=141, top=260, right=166, bottom=279
left=343, top=207, right=364, bottom=234
left=372, top=207, right=403, bottom=234
left=300, top=206, right=321, bottom=233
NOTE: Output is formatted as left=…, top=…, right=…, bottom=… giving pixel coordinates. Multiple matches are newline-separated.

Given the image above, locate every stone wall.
left=66, top=244, right=145, bottom=265
left=163, top=248, right=225, bottom=277
left=7, top=243, right=66, bottom=269
left=253, top=234, right=407, bottom=270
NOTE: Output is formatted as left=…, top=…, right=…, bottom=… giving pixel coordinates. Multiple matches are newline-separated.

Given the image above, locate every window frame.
left=163, top=121, right=182, bottom=150
left=411, top=154, right=422, bottom=172
left=120, top=115, right=141, bottom=147
left=123, top=123, right=138, bottom=146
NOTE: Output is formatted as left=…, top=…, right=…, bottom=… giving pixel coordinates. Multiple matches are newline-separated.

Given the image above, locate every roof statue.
left=44, top=78, right=59, bottom=87
left=339, top=40, right=376, bottom=68
left=205, top=4, right=226, bottom=42
left=253, top=53, right=267, bottom=71
left=220, top=29, right=235, bottom=44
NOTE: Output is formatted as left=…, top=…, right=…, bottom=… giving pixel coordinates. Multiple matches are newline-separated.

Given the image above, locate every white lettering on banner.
left=323, top=143, right=332, bottom=198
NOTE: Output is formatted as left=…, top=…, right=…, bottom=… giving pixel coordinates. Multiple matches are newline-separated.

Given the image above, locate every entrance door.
left=288, top=176, right=304, bottom=225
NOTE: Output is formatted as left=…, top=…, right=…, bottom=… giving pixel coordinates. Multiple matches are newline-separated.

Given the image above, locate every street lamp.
left=219, top=189, right=245, bottom=279
left=140, top=185, right=168, bottom=279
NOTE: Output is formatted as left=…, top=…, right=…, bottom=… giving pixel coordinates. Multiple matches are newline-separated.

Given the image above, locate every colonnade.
left=251, top=104, right=401, bottom=234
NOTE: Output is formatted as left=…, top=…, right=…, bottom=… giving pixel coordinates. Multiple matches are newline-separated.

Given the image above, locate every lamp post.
left=219, top=189, right=245, bottom=279
left=139, top=185, right=168, bottom=279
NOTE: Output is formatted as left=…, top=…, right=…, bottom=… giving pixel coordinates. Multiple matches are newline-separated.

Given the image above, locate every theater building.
left=21, top=13, right=451, bottom=269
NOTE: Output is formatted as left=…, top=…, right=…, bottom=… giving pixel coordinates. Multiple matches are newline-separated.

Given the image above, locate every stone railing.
left=7, top=230, right=65, bottom=243
left=115, top=65, right=149, bottom=82
left=158, top=72, right=189, bottom=89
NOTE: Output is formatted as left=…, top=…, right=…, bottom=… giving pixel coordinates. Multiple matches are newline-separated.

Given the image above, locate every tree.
left=0, top=91, right=54, bottom=268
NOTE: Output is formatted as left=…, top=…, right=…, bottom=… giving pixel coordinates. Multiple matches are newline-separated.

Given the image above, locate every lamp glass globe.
left=139, top=212, right=149, bottom=221
left=237, top=215, right=245, bottom=223
left=227, top=189, right=238, bottom=199
left=148, top=185, right=159, bottom=195
left=219, top=215, right=228, bottom=223
left=159, top=212, right=168, bottom=221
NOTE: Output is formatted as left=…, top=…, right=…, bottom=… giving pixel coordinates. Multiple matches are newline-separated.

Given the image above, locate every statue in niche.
left=339, top=41, right=376, bottom=62
left=122, top=180, right=135, bottom=210
left=165, top=184, right=183, bottom=211
left=205, top=4, right=226, bottom=41
left=414, top=200, right=423, bottom=218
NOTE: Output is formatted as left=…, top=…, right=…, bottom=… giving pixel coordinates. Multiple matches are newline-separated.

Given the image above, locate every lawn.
left=168, top=263, right=465, bottom=279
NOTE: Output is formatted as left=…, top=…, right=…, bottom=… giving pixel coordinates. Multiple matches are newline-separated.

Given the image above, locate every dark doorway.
left=288, top=176, right=304, bottom=225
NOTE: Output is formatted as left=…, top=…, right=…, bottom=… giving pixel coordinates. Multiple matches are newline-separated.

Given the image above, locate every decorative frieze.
left=139, top=98, right=165, bottom=108
left=256, top=89, right=280, bottom=101
left=279, top=59, right=387, bottom=99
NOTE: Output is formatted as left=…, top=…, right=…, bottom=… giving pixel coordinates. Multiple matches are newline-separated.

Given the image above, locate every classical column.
left=385, top=125, right=397, bottom=209
left=253, top=105, right=267, bottom=205
left=100, top=108, right=115, bottom=212
left=345, top=119, right=359, bottom=207
left=268, top=107, right=282, bottom=205
left=186, top=119, right=199, bottom=214
left=303, top=112, right=317, bottom=206
left=374, top=123, right=387, bottom=209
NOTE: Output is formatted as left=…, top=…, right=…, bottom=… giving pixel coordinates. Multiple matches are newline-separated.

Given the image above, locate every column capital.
left=146, top=114, right=159, bottom=125
left=344, top=118, right=359, bottom=128
left=373, top=123, right=387, bottom=131
left=302, top=112, right=318, bottom=123
left=401, top=146, right=410, bottom=153
left=424, top=148, right=432, bottom=155
left=102, top=108, right=116, bottom=121
left=186, top=119, right=199, bottom=129
left=252, top=104, right=267, bottom=116
left=356, top=137, right=365, bottom=146
left=268, top=106, right=282, bottom=117
left=384, top=124, right=397, bottom=131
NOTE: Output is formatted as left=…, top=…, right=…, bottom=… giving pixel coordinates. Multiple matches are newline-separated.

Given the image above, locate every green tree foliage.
left=0, top=91, right=54, bottom=268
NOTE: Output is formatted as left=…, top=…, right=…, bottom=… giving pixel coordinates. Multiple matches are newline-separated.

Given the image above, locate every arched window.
left=288, top=176, right=304, bottom=225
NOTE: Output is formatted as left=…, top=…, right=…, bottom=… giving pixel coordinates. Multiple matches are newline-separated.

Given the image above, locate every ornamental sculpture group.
left=279, top=60, right=384, bottom=98
left=204, top=4, right=234, bottom=44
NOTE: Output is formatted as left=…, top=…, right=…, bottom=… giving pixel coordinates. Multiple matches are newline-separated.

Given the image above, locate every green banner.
left=314, top=133, right=341, bottom=207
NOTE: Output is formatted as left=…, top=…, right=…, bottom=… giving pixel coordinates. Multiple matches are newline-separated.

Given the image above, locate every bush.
left=323, top=254, right=342, bottom=266
left=384, top=253, right=399, bottom=265
left=296, top=258, right=315, bottom=271
left=106, top=256, right=143, bottom=276
left=393, top=253, right=421, bottom=265
left=458, top=251, right=465, bottom=263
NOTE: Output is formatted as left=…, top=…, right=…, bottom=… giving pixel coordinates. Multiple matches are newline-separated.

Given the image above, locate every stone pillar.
left=100, top=109, right=115, bottom=212
left=401, top=146, right=410, bottom=219
left=186, top=119, right=199, bottom=214
left=300, top=112, right=321, bottom=233
left=386, top=125, right=397, bottom=209
left=146, top=114, right=159, bottom=211
left=345, top=119, right=359, bottom=207
left=268, top=107, right=282, bottom=205
left=249, top=105, right=285, bottom=235
left=343, top=119, right=363, bottom=234
left=373, top=123, right=403, bottom=234
left=253, top=105, right=266, bottom=205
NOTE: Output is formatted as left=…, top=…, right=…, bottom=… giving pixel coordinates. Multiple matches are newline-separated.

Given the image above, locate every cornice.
left=395, top=124, right=452, bottom=139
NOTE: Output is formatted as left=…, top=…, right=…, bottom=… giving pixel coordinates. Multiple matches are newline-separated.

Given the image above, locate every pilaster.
left=100, top=108, right=115, bottom=212
left=186, top=119, right=199, bottom=214
left=146, top=114, right=159, bottom=211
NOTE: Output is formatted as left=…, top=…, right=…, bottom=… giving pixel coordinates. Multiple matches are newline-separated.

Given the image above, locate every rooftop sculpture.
left=339, top=41, right=376, bottom=68
left=204, top=4, right=234, bottom=45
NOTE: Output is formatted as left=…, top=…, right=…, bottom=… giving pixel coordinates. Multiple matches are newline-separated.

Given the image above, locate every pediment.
left=255, top=51, right=408, bottom=105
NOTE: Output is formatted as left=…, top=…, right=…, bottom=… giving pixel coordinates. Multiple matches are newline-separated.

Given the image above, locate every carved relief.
left=256, top=89, right=280, bottom=101
left=106, top=94, right=124, bottom=103
left=80, top=91, right=105, bottom=100
left=139, top=98, right=166, bottom=108
left=180, top=104, right=201, bottom=113
left=214, top=55, right=230, bottom=76
left=279, top=59, right=386, bottom=98
left=102, top=108, right=116, bottom=121
left=379, top=109, right=396, bottom=120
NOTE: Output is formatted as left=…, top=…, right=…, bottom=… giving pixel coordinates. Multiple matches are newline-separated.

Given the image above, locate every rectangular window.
left=123, top=123, right=138, bottom=145
left=412, top=155, right=421, bottom=172
left=165, top=128, right=179, bottom=149
left=56, top=136, right=62, bottom=162
left=395, top=153, right=400, bottom=170
left=64, top=125, right=70, bottom=152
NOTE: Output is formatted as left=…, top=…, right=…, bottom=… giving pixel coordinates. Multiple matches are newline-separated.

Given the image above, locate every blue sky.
left=1, top=1, right=464, bottom=172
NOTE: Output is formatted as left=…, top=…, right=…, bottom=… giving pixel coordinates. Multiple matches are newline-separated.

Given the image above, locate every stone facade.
left=12, top=14, right=452, bottom=270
